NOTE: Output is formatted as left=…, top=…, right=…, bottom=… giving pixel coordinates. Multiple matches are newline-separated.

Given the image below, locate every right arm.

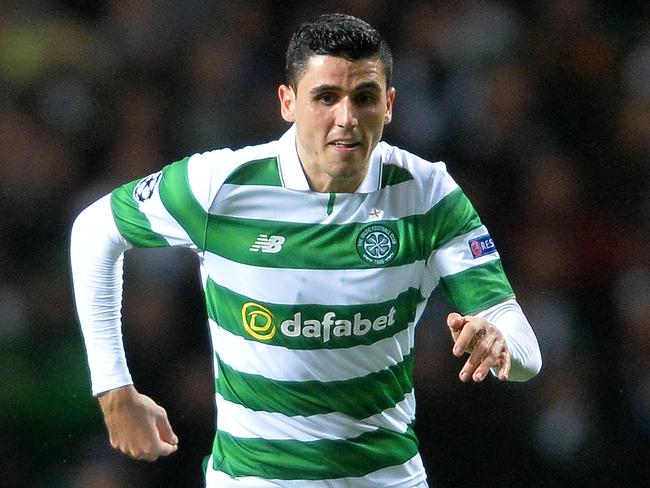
left=70, top=194, right=178, bottom=460
left=70, top=194, right=132, bottom=396
left=71, top=153, right=232, bottom=459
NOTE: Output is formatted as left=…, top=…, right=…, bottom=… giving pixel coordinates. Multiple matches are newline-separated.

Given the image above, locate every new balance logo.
left=250, top=234, right=285, bottom=253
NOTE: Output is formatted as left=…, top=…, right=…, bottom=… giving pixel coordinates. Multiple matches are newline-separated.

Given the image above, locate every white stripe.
left=213, top=177, right=453, bottom=224
left=188, top=152, right=224, bottom=212
left=188, top=143, right=279, bottom=212
left=214, top=390, right=416, bottom=441
left=205, top=452, right=426, bottom=487
left=215, top=184, right=333, bottom=222
left=203, top=251, right=426, bottom=306
left=363, top=390, right=416, bottom=434
left=215, top=394, right=376, bottom=441
left=432, top=225, right=501, bottom=277
left=211, top=320, right=414, bottom=382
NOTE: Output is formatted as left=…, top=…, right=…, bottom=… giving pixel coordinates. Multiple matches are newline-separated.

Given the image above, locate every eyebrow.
left=309, top=81, right=383, bottom=97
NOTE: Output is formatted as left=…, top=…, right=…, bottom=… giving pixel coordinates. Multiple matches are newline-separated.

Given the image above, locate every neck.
left=295, top=143, right=367, bottom=193
left=304, top=172, right=363, bottom=193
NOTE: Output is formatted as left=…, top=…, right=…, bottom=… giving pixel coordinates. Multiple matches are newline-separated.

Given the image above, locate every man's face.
left=279, top=55, right=395, bottom=193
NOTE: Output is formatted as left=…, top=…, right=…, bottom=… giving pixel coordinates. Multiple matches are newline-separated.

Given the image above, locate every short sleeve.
left=426, top=171, right=515, bottom=314
left=110, top=156, right=211, bottom=250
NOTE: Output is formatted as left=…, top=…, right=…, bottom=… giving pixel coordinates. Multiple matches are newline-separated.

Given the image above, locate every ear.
left=384, top=87, right=396, bottom=124
left=278, top=84, right=296, bottom=123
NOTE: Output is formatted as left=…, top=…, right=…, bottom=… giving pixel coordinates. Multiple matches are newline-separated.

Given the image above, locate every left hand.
left=447, top=313, right=511, bottom=382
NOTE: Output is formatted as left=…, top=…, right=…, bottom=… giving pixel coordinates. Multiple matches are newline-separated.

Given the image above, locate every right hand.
left=98, top=385, right=178, bottom=461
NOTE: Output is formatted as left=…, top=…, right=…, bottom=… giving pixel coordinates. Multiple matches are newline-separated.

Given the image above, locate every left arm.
left=423, top=163, right=541, bottom=383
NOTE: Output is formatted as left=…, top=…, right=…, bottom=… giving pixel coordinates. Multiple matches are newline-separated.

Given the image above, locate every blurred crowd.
left=1, top=1, right=648, bottom=487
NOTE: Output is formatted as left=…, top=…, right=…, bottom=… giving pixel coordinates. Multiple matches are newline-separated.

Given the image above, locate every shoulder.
left=376, top=141, right=459, bottom=200
left=179, top=138, right=282, bottom=209
left=186, top=138, right=280, bottom=183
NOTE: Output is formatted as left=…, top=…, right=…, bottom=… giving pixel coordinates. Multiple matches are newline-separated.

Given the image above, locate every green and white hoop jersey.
left=109, top=125, right=515, bottom=487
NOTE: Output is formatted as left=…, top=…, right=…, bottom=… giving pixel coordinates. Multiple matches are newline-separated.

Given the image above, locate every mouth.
left=329, top=140, right=361, bottom=150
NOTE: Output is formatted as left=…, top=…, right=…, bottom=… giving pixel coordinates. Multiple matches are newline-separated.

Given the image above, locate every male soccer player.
left=71, top=13, right=541, bottom=487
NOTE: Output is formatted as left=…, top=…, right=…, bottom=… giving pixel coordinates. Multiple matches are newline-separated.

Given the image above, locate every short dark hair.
left=285, top=13, right=393, bottom=89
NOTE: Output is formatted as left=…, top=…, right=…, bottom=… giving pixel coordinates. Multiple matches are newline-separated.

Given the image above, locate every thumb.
left=156, top=412, right=179, bottom=446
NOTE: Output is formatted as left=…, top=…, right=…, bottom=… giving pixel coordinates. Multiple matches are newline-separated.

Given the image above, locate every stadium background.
left=1, top=1, right=648, bottom=486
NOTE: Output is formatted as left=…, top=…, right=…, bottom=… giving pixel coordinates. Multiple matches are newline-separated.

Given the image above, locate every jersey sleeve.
left=71, top=194, right=134, bottom=395
left=73, top=149, right=238, bottom=396
left=110, top=154, right=217, bottom=251
left=424, top=165, right=541, bottom=380
left=426, top=165, right=515, bottom=315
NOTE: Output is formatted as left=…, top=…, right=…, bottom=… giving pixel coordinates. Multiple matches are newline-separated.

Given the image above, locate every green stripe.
left=381, top=164, right=414, bottom=188
left=110, top=180, right=169, bottom=248
left=216, top=354, right=414, bottom=417
left=207, top=213, right=399, bottom=269
left=204, top=188, right=480, bottom=269
left=439, top=260, right=514, bottom=314
left=326, top=192, right=335, bottom=215
left=224, top=157, right=282, bottom=186
left=212, top=424, right=419, bottom=480
left=158, top=158, right=208, bottom=250
left=206, top=278, right=422, bottom=349
left=421, top=187, right=482, bottom=252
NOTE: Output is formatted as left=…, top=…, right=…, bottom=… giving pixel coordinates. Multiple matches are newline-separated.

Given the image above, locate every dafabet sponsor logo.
left=241, top=303, right=397, bottom=343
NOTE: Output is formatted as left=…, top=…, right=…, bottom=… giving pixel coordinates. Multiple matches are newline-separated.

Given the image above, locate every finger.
left=459, top=334, right=494, bottom=381
left=129, top=434, right=177, bottom=461
left=156, top=410, right=179, bottom=446
left=447, top=313, right=467, bottom=352
left=157, top=441, right=179, bottom=457
left=133, top=448, right=158, bottom=462
left=106, top=429, right=118, bottom=449
left=133, top=439, right=178, bottom=460
left=447, top=312, right=464, bottom=330
left=453, top=317, right=481, bottom=356
left=126, top=440, right=156, bottom=461
left=471, top=338, right=504, bottom=382
left=497, top=348, right=511, bottom=381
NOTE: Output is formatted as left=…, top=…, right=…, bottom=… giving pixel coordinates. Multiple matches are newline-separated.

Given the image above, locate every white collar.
left=277, top=124, right=382, bottom=193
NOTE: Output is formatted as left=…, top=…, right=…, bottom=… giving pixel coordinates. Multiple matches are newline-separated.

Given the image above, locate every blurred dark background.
left=1, top=0, right=649, bottom=486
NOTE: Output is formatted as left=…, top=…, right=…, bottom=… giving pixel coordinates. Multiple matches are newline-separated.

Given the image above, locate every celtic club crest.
left=356, top=224, right=399, bottom=265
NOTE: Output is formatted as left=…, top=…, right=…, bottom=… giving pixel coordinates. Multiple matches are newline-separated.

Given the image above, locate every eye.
left=355, top=92, right=378, bottom=106
left=315, top=93, right=337, bottom=105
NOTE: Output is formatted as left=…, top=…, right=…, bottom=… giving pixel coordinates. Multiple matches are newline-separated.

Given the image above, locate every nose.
left=334, top=98, right=358, bottom=129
